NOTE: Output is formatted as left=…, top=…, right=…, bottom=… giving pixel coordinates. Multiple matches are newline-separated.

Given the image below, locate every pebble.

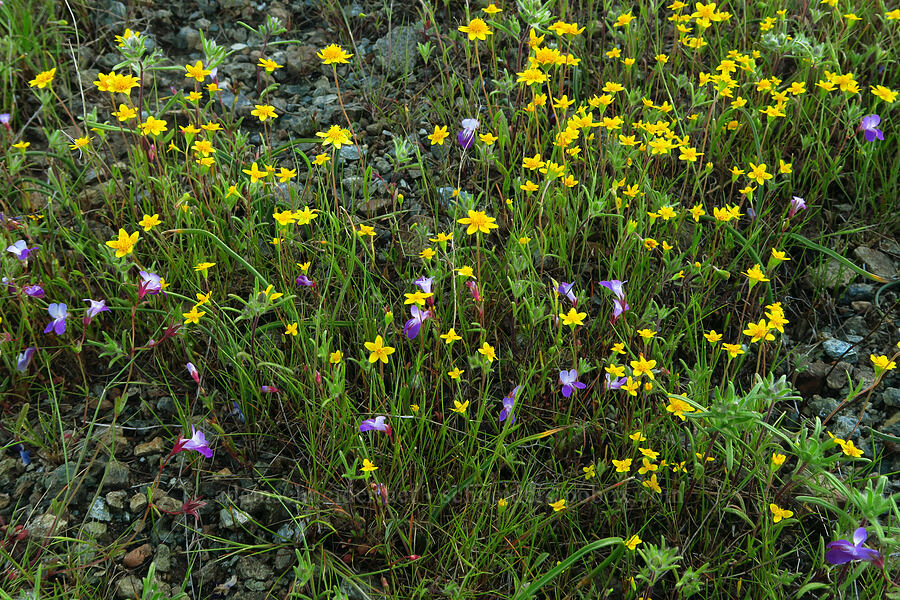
left=823, top=339, right=857, bottom=363
left=883, top=387, right=900, bottom=408
left=89, top=498, right=112, bottom=522
left=134, top=437, right=166, bottom=456
left=28, top=513, right=68, bottom=538
left=123, top=543, right=152, bottom=568
left=155, top=544, right=172, bottom=572
left=827, top=362, right=852, bottom=390
left=116, top=575, right=142, bottom=599
left=130, top=492, right=148, bottom=513
left=106, top=491, right=127, bottom=511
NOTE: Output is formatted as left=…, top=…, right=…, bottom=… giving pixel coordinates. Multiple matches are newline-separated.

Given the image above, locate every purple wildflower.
left=599, top=280, right=629, bottom=324
left=138, top=271, right=163, bottom=298
left=230, top=401, right=245, bottom=424
left=360, top=415, right=392, bottom=436
left=788, top=196, right=807, bottom=219
left=499, top=386, right=520, bottom=424
left=604, top=373, right=626, bottom=390
left=858, top=114, right=884, bottom=142
left=296, top=274, right=316, bottom=288
left=83, top=298, right=110, bottom=325
left=260, top=385, right=279, bottom=394
left=43, top=303, right=67, bottom=335
left=0, top=113, right=10, bottom=132
left=404, top=305, right=433, bottom=340
left=557, top=281, right=577, bottom=306
left=825, top=527, right=883, bottom=567
left=2, top=276, right=15, bottom=291
left=7, top=240, right=37, bottom=260
left=457, top=118, right=480, bottom=149
left=23, top=284, right=45, bottom=298
left=172, top=426, right=213, bottom=458
left=465, top=280, right=481, bottom=301
left=186, top=362, right=200, bottom=384
left=414, top=275, right=435, bottom=306
left=559, top=369, right=587, bottom=398
left=16, top=346, right=36, bottom=372
left=14, top=444, right=31, bottom=466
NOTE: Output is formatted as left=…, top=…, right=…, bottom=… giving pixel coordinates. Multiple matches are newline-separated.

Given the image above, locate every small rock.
left=124, top=543, right=153, bottom=568
left=105, top=461, right=130, bottom=487
left=372, top=25, right=421, bottom=75
left=827, top=362, right=853, bottom=390
left=89, top=498, right=112, bottom=522
left=809, top=258, right=855, bottom=288
left=106, top=491, right=127, bottom=511
left=155, top=496, right=181, bottom=513
left=237, top=555, right=273, bottom=582
left=883, top=388, right=900, bottom=408
left=220, top=506, right=252, bottom=529
left=83, top=521, right=108, bottom=538
left=130, top=492, right=148, bottom=513
left=155, top=544, right=172, bottom=572
left=338, top=145, right=362, bottom=161
left=823, top=339, right=858, bottom=363
left=843, top=316, right=868, bottom=337
left=239, top=492, right=266, bottom=515
left=850, top=301, right=873, bottom=313
left=843, top=283, right=875, bottom=302
left=808, top=395, right=839, bottom=418
left=155, top=396, right=176, bottom=415
left=28, top=513, right=68, bottom=538
left=0, top=493, right=10, bottom=510
left=116, top=575, right=143, bottom=599
left=134, top=437, right=166, bottom=457
left=853, top=246, right=898, bottom=280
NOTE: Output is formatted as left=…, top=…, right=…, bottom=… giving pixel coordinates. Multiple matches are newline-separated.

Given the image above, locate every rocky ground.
left=3, top=0, right=900, bottom=598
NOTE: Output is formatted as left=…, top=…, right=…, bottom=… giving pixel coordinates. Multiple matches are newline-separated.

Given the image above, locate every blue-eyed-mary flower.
left=499, top=386, right=519, bottom=423
left=171, top=426, right=213, bottom=458
left=44, top=303, right=68, bottom=335
left=825, top=527, right=883, bottom=566
left=16, top=346, right=36, bottom=372
left=414, top=276, right=435, bottom=306
left=138, top=270, right=163, bottom=298
left=559, top=369, right=587, bottom=397
left=599, top=279, right=629, bottom=323
left=457, top=118, right=480, bottom=149
left=83, top=298, right=110, bottom=325
left=788, top=196, right=807, bottom=219
left=359, top=416, right=392, bottom=436
left=404, top=305, right=433, bottom=340
left=23, top=285, right=45, bottom=298
left=556, top=281, right=577, bottom=306
left=296, top=275, right=316, bottom=288
left=604, top=373, right=626, bottom=390
left=7, top=240, right=37, bottom=260
left=186, top=362, right=201, bottom=385
left=858, top=114, right=884, bottom=142
left=260, top=385, right=280, bottom=394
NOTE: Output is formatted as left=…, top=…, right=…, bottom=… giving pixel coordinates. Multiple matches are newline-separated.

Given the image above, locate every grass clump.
left=0, top=0, right=899, bottom=598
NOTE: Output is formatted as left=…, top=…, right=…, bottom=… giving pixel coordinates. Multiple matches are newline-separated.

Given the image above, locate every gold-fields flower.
left=458, top=210, right=498, bottom=235
left=318, top=44, right=353, bottom=65
left=29, top=68, right=56, bottom=89
left=106, top=229, right=139, bottom=257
